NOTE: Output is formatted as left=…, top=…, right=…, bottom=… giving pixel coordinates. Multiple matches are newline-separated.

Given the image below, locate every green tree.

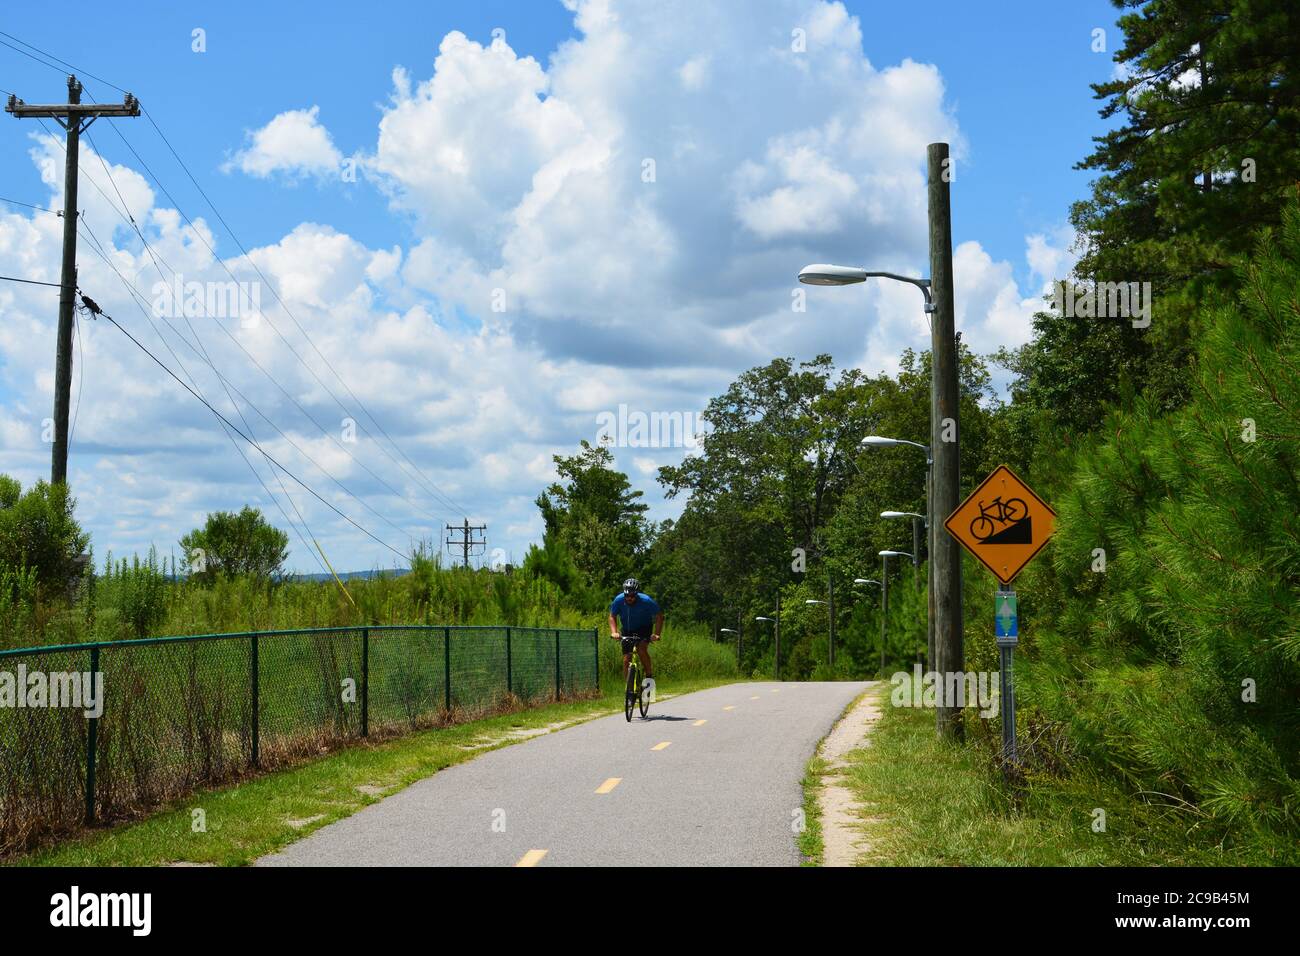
left=1022, top=204, right=1300, bottom=854
left=179, top=506, right=289, bottom=583
left=0, top=475, right=89, bottom=600
left=1005, top=0, right=1300, bottom=442
left=1075, top=0, right=1300, bottom=291
left=535, top=440, right=648, bottom=596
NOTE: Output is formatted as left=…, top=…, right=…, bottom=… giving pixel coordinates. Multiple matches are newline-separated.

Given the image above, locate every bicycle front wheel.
left=625, top=666, right=636, bottom=722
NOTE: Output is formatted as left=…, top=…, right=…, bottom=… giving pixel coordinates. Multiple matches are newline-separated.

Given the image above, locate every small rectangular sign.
left=995, top=590, right=1018, bottom=639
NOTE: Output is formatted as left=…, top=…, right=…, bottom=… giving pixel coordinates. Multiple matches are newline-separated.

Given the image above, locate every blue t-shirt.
left=610, top=592, right=661, bottom=636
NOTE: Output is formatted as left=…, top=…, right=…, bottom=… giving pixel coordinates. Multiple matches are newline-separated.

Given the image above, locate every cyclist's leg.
left=636, top=640, right=652, bottom=680
left=622, top=651, right=633, bottom=681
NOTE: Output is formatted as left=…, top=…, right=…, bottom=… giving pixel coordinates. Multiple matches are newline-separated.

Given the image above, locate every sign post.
left=945, top=465, right=1057, bottom=774
left=995, top=586, right=1018, bottom=768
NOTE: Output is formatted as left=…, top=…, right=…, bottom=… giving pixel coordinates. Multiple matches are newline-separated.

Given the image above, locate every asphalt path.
left=258, top=680, right=869, bottom=867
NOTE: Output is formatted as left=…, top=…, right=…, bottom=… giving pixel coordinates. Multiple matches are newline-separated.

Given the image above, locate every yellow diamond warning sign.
left=945, top=464, right=1056, bottom=584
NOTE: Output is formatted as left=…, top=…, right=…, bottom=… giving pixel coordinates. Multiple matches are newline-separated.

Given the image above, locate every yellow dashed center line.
left=723, top=705, right=735, bottom=711
left=693, top=719, right=707, bottom=726
left=652, top=741, right=672, bottom=751
left=516, top=849, right=548, bottom=867
left=750, top=695, right=760, bottom=700
left=595, top=777, right=622, bottom=794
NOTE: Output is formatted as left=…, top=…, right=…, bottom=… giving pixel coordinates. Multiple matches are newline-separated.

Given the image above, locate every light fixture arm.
left=860, top=272, right=934, bottom=313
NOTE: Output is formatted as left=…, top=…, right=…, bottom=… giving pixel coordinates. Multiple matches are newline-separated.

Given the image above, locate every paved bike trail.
left=257, top=680, right=869, bottom=867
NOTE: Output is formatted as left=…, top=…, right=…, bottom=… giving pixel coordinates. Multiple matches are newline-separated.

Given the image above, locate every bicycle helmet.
left=622, top=577, right=640, bottom=595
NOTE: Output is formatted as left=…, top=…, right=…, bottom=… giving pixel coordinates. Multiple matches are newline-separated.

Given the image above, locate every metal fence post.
left=251, top=634, right=260, bottom=768
left=505, top=626, right=513, bottom=698
left=443, top=626, right=452, bottom=710
left=593, top=628, right=600, bottom=691
left=361, top=627, right=369, bottom=738
left=84, top=645, right=100, bottom=826
left=554, top=628, right=562, bottom=700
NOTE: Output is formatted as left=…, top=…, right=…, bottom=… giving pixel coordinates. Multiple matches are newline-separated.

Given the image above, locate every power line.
left=2, top=34, right=470, bottom=548
left=34, top=111, right=333, bottom=575
left=75, top=221, right=332, bottom=579
left=50, top=108, right=429, bottom=566
left=76, top=127, right=449, bottom=533
left=0, top=30, right=127, bottom=94
left=92, top=109, right=465, bottom=524
left=0, top=274, right=62, bottom=288
left=82, top=295, right=411, bottom=563
left=0, top=196, right=60, bottom=215
left=74, top=157, right=337, bottom=576
left=74, top=220, right=404, bottom=574
left=141, top=107, right=471, bottom=517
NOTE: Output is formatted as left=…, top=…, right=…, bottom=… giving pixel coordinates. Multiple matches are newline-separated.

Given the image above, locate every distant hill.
left=287, top=568, right=412, bottom=583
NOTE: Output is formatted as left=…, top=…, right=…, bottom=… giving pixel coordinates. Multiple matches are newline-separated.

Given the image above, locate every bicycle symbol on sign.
left=969, top=495, right=1028, bottom=542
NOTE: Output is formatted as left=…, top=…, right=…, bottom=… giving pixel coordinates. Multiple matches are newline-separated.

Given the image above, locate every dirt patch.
left=285, top=814, right=326, bottom=829
left=815, top=684, right=884, bottom=867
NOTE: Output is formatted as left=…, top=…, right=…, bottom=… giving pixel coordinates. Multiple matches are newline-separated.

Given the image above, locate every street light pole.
left=798, top=141, right=961, bottom=733
left=881, top=554, right=889, bottom=674
left=878, top=551, right=914, bottom=676
left=928, top=142, right=963, bottom=741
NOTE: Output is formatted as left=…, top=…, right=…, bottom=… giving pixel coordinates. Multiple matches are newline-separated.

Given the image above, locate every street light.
left=878, top=550, right=914, bottom=675
left=868, top=440, right=934, bottom=671
left=882, top=511, right=925, bottom=585
left=800, top=144, right=963, bottom=740
left=798, top=266, right=934, bottom=312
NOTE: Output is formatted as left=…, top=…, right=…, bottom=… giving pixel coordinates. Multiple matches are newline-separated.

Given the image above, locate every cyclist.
left=608, top=577, right=663, bottom=689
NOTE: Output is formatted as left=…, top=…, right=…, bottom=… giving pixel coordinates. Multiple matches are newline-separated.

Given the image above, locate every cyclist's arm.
left=608, top=613, right=621, bottom=638
left=652, top=612, right=664, bottom=640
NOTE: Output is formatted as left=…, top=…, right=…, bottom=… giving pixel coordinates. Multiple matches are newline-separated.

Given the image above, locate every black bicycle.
left=969, top=495, right=1028, bottom=541
left=616, top=635, right=651, bottom=721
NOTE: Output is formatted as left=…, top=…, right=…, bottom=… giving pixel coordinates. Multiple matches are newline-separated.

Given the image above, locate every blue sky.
left=0, top=0, right=1124, bottom=573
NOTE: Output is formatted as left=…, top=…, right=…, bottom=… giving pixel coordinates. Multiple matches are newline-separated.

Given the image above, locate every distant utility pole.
left=445, top=518, right=486, bottom=569
left=6, top=75, right=140, bottom=486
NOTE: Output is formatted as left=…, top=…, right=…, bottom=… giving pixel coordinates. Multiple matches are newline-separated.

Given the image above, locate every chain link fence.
left=0, top=625, right=598, bottom=855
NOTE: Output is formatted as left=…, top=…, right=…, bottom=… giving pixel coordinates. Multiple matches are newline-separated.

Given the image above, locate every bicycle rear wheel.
left=625, top=666, right=636, bottom=722
left=638, top=679, right=649, bottom=718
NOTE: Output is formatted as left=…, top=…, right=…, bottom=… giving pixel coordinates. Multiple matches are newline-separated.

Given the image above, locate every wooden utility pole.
left=6, top=76, right=140, bottom=486
left=444, top=518, right=486, bottom=568
left=880, top=553, right=889, bottom=674
left=928, top=142, right=963, bottom=741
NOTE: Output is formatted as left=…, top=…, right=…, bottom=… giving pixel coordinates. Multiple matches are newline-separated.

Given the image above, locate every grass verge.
left=798, top=755, right=827, bottom=866
left=843, top=700, right=1278, bottom=866
left=12, top=677, right=735, bottom=867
